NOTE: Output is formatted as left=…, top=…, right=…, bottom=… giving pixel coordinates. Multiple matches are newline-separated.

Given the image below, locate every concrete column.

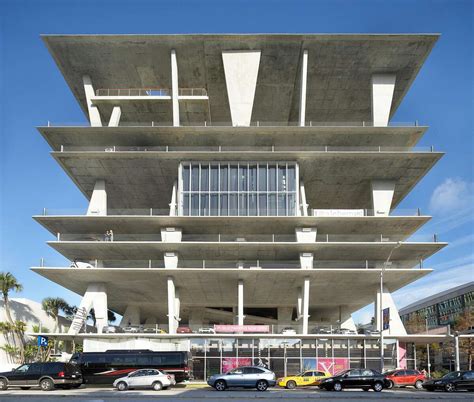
left=108, top=106, right=121, bottom=127
left=374, top=286, right=407, bottom=335
left=82, top=75, right=102, bottom=127
left=189, top=308, right=205, bottom=328
left=278, top=307, right=293, bottom=327
left=68, top=283, right=107, bottom=334
left=238, top=280, right=244, bottom=326
left=120, top=305, right=141, bottom=327
left=169, top=180, right=177, bottom=216
left=299, top=50, right=308, bottom=127
left=164, top=252, right=179, bottom=268
left=297, top=287, right=303, bottom=318
left=295, top=227, right=317, bottom=243
left=302, top=277, right=310, bottom=335
left=161, top=227, right=182, bottom=242
left=371, top=180, right=395, bottom=216
left=167, top=276, right=177, bottom=334
left=87, top=180, right=107, bottom=216
left=340, top=315, right=357, bottom=332
left=222, top=50, right=261, bottom=127
left=299, top=253, right=314, bottom=269
left=175, top=288, right=181, bottom=325
left=371, top=74, right=396, bottom=127
left=171, top=49, right=180, bottom=127
left=145, top=316, right=157, bottom=326
left=299, top=181, right=308, bottom=216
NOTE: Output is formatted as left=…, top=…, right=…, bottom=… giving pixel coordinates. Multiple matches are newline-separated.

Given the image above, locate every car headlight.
left=325, top=378, right=333, bottom=382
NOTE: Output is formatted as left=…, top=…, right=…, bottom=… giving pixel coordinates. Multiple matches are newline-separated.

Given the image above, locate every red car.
left=384, top=369, right=426, bottom=390
left=177, top=326, right=193, bottom=334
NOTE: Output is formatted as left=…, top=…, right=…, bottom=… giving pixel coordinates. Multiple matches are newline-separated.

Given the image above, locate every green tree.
left=41, top=297, right=70, bottom=333
left=0, top=272, right=23, bottom=325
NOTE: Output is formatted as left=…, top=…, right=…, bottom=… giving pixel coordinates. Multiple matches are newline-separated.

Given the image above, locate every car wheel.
left=386, top=380, right=394, bottom=389
left=152, top=381, right=163, bottom=391
left=256, top=380, right=268, bottom=391
left=0, top=379, right=7, bottom=391
left=20, top=387, right=31, bottom=390
left=414, top=380, right=423, bottom=390
left=214, top=380, right=226, bottom=391
left=373, top=382, right=383, bottom=392
left=286, top=380, right=296, bottom=389
left=116, top=381, right=128, bottom=391
left=333, top=382, right=342, bottom=392
left=40, top=378, right=54, bottom=391
left=445, top=383, right=455, bottom=392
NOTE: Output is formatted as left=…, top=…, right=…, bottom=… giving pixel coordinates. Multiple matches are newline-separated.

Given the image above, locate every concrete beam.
left=295, top=227, right=317, bottom=243
left=82, top=75, right=102, bottom=127
left=164, top=252, right=179, bottom=269
left=299, top=253, right=314, bottom=269
left=299, top=50, right=308, bottom=127
left=86, top=180, right=107, bottom=216
left=108, top=106, right=121, bottom=127
left=371, top=180, right=395, bottom=216
left=171, top=50, right=179, bottom=127
left=160, top=227, right=182, bottom=242
left=372, top=74, right=396, bottom=127
left=222, top=51, right=261, bottom=127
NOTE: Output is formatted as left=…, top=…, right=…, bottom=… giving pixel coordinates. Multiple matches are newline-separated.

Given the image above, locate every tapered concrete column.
left=175, top=288, right=181, bottom=325
left=371, top=180, right=395, bottom=216
left=87, top=180, right=107, bottom=216
left=297, top=287, right=303, bottom=318
left=295, top=227, right=317, bottom=243
left=164, top=252, right=179, bottom=268
left=374, top=286, right=407, bottom=335
left=167, top=276, right=177, bottom=334
left=371, top=74, right=396, bottom=127
left=299, top=50, right=308, bottom=127
left=222, top=50, right=261, bottom=126
left=83, top=75, right=102, bottom=127
left=161, top=227, right=182, bottom=242
left=278, top=307, right=293, bottom=327
left=108, top=106, right=121, bottom=127
left=68, top=283, right=107, bottom=334
left=238, top=280, right=244, bottom=326
left=299, top=253, right=314, bottom=269
left=189, top=308, right=205, bottom=327
left=171, top=50, right=180, bottom=127
left=169, top=180, right=177, bottom=216
left=120, top=305, right=140, bottom=327
left=302, top=277, right=310, bottom=335
left=340, top=315, right=357, bottom=332
left=299, top=181, right=308, bottom=216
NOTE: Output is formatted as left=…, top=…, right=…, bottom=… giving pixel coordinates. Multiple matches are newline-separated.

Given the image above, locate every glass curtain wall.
left=180, top=162, right=298, bottom=216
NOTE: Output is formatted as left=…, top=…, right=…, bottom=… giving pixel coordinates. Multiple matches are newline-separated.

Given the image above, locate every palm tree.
left=0, top=272, right=23, bottom=325
left=41, top=297, right=70, bottom=333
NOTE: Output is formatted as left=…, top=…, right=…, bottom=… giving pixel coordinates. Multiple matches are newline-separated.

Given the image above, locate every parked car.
left=123, top=325, right=143, bottom=333
left=70, top=261, right=94, bottom=269
left=384, top=369, right=426, bottom=389
left=334, top=328, right=357, bottom=335
left=198, top=327, right=215, bottom=334
left=208, top=366, right=276, bottom=391
left=103, top=325, right=123, bottom=334
left=422, top=370, right=474, bottom=392
left=281, top=327, right=296, bottom=335
left=0, top=362, right=82, bottom=391
left=177, top=326, right=193, bottom=334
left=143, top=327, right=167, bottom=334
left=278, top=370, right=330, bottom=389
left=319, top=368, right=389, bottom=392
left=113, top=369, right=175, bottom=391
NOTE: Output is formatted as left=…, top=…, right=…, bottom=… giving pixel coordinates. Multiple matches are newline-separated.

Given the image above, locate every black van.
left=0, top=362, right=82, bottom=391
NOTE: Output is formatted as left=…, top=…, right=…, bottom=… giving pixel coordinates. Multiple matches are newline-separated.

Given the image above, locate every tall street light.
left=425, top=314, right=431, bottom=377
left=380, top=241, right=402, bottom=373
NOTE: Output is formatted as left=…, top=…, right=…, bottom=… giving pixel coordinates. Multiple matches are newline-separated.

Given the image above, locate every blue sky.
left=0, top=0, right=472, bottom=324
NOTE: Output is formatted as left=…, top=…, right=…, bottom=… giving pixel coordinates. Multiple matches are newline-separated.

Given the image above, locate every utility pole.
left=425, top=315, right=431, bottom=377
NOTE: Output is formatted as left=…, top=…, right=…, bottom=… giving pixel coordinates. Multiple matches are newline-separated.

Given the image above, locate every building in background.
left=32, top=34, right=449, bottom=378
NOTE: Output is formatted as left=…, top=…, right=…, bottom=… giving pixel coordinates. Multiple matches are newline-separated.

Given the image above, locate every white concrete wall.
left=87, top=180, right=107, bottom=216
left=371, top=180, right=395, bottom=216
left=371, top=74, right=396, bottom=127
left=222, top=50, right=261, bottom=126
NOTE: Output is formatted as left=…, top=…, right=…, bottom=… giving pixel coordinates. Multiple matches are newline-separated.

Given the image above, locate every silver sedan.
left=113, top=369, right=175, bottom=391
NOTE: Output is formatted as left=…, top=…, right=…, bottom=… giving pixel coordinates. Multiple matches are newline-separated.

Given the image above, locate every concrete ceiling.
left=39, top=126, right=427, bottom=151
left=42, top=34, right=438, bottom=125
left=31, top=267, right=431, bottom=320
left=47, top=240, right=446, bottom=263
left=52, top=151, right=443, bottom=210
left=34, top=215, right=430, bottom=237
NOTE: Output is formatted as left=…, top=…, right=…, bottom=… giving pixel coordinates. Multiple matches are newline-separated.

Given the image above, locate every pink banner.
left=222, top=357, right=252, bottom=372
left=214, top=325, right=270, bottom=333
left=398, top=342, right=407, bottom=369
left=317, top=358, right=349, bottom=375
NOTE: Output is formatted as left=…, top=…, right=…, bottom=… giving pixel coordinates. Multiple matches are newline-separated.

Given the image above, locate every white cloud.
left=429, top=178, right=474, bottom=214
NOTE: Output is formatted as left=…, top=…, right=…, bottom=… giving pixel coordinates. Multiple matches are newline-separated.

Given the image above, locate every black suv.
left=319, top=368, right=390, bottom=392
left=0, top=362, right=82, bottom=391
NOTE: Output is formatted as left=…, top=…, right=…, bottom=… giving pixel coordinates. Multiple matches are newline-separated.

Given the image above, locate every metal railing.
left=95, top=88, right=208, bottom=97
left=57, top=145, right=435, bottom=153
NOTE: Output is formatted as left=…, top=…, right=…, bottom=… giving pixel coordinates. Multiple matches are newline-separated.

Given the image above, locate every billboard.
left=383, top=307, right=390, bottom=331
left=302, top=358, right=349, bottom=375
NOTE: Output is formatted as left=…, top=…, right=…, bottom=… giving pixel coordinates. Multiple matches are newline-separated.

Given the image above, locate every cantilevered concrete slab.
left=51, top=150, right=443, bottom=210
left=34, top=215, right=430, bottom=237
left=42, top=34, right=438, bottom=124
left=47, top=240, right=446, bottom=264
left=31, top=267, right=431, bottom=321
left=38, top=126, right=428, bottom=151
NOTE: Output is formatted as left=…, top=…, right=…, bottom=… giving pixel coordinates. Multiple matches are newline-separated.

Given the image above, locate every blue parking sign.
left=37, top=335, right=49, bottom=347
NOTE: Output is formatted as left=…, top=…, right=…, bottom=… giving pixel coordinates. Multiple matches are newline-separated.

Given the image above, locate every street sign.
left=383, top=308, right=390, bottom=330
left=37, top=335, right=49, bottom=347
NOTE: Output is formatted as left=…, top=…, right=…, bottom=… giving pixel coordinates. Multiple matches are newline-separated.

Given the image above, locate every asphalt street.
left=0, top=386, right=472, bottom=402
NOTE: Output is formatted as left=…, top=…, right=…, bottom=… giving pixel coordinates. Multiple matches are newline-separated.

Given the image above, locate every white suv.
left=113, top=369, right=175, bottom=391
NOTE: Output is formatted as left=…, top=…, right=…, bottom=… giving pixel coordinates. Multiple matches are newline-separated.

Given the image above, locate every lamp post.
left=425, top=314, right=431, bottom=377
left=380, top=241, right=402, bottom=373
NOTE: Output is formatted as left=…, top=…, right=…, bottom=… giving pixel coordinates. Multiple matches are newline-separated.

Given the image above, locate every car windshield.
left=443, top=372, right=461, bottom=379
left=384, top=370, right=396, bottom=375
left=334, top=369, right=350, bottom=377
